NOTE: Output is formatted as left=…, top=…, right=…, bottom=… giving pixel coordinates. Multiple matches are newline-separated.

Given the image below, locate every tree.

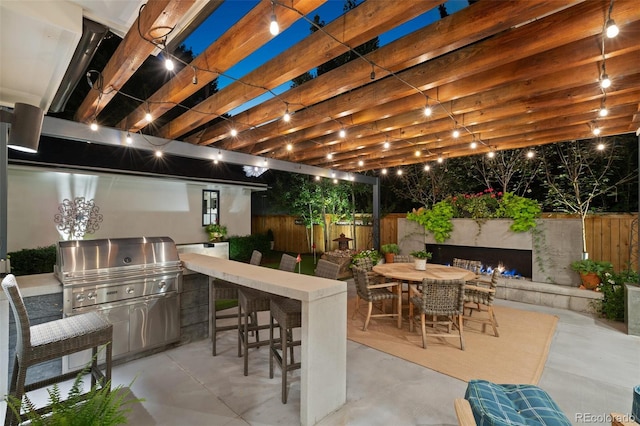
left=541, top=137, right=637, bottom=254
left=471, top=148, right=543, bottom=196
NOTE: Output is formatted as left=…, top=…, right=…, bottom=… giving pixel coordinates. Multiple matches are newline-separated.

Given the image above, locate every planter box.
left=398, top=218, right=583, bottom=286
left=625, top=283, right=640, bottom=336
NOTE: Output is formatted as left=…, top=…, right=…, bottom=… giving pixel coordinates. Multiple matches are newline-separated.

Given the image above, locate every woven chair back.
left=453, top=258, right=482, bottom=274
left=418, top=278, right=465, bottom=316
left=2, top=274, right=30, bottom=358
left=250, top=250, right=262, bottom=265
left=315, top=259, right=340, bottom=280
left=352, top=266, right=372, bottom=300
left=279, top=253, right=297, bottom=272
left=354, top=257, right=374, bottom=271
left=467, top=270, right=498, bottom=305
left=394, top=255, right=412, bottom=263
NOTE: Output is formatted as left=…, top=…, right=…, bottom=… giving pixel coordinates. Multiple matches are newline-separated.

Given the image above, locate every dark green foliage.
left=5, top=360, right=142, bottom=425
left=599, top=270, right=639, bottom=321
left=228, top=234, right=271, bottom=262
left=8, top=245, right=57, bottom=276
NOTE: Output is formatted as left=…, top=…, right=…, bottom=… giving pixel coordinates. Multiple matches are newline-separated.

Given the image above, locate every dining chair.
left=211, top=250, right=262, bottom=356
left=453, top=258, right=482, bottom=274
left=393, top=255, right=412, bottom=263
left=279, top=253, right=297, bottom=272
left=464, top=269, right=500, bottom=337
left=409, top=278, right=466, bottom=350
left=269, top=258, right=340, bottom=403
left=2, top=274, right=113, bottom=426
left=352, top=266, right=401, bottom=331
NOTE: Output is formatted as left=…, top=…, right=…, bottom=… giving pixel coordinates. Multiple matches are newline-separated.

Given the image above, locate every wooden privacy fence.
left=252, top=213, right=638, bottom=272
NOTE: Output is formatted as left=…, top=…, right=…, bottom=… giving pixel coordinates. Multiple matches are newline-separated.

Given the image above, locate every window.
left=202, top=189, right=219, bottom=226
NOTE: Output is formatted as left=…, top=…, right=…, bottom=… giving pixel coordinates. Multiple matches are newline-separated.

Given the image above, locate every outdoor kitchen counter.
left=179, top=252, right=347, bottom=426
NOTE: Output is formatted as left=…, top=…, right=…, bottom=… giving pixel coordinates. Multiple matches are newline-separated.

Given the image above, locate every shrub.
left=7, top=245, right=57, bottom=276
left=598, top=270, right=639, bottom=321
left=228, top=234, right=271, bottom=262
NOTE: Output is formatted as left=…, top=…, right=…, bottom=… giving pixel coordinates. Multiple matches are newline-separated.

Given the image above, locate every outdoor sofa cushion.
left=465, top=379, right=572, bottom=426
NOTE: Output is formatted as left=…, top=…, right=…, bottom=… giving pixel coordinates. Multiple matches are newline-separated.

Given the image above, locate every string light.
left=286, top=143, right=293, bottom=151
left=414, top=150, right=420, bottom=157
left=605, top=19, right=619, bottom=38
left=526, top=150, right=535, bottom=159
left=601, top=68, right=611, bottom=89
left=90, top=120, right=98, bottom=131
left=592, top=125, right=601, bottom=136
left=383, top=139, right=390, bottom=149
left=230, top=128, right=238, bottom=137
left=396, top=169, right=403, bottom=176
left=126, top=132, right=132, bottom=144
left=339, top=128, right=346, bottom=138
left=358, top=159, right=364, bottom=167
left=327, top=153, right=333, bottom=160
left=315, top=175, right=320, bottom=181
left=164, top=52, right=174, bottom=71
left=597, top=142, right=605, bottom=150
left=381, top=168, right=387, bottom=175
left=424, top=96, right=432, bottom=117
left=370, top=65, right=376, bottom=80
left=487, top=150, right=495, bottom=158
left=191, top=66, right=198, bottom=85
left=155, top=150, right=163, bottom=157
left=269, top=2, right=279, bottom=36
left=283, top=104, right=291, bottom=122
left=423, top=164, right=430, bottom=171
left=599, top=104, right=608, bottom=117
left=470, top=141, right=477, bottom=149
left=452, top=128, right=460, bottom=138
left=437, top=156, right=443, bottom=163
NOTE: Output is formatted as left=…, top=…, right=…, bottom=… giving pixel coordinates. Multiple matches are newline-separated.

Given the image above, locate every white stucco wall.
left=7, top=165, right=259, bottom=251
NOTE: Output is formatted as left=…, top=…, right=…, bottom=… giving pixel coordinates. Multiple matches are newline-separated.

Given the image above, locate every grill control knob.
left=76, top=294, right=85, bottom=302
left=126, top=287, right=135, bottom=294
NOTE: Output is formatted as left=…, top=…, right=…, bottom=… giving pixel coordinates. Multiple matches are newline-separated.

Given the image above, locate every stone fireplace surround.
left=397, top=218, right=602, bottom=313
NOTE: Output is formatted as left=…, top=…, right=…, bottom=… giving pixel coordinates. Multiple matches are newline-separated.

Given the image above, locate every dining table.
left=372, top=262, right=477, bottom=283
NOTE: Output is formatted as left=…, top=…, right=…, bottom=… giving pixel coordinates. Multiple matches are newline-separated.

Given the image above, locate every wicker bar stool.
left=2, top=274, right=113, bottom=426
left=269, top=259, right=340, bottom=403
left=211, top=250, right=261, bottom=356
left=269, top=297, right=302, bottom=404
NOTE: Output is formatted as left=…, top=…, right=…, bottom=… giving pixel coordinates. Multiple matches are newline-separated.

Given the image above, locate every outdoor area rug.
left=347, top=299, right=558, bottom=385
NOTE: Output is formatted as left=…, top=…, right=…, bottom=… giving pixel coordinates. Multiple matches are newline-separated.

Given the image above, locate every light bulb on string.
left=230, top=128, right=238, bottom=137
left=605, top=19, right=619, bottom=38
left=326, top=153, right=333, bottom=160
left=90, top=120, right=98, bottom=131
left=593, top=126, right=601, bottom=136
left=396, top=169, right=403, bottom=176
left=339, top=128, right=346, bottom=138
left=155, top=150, right=163, bottom=158
left=470, top=141, right=477, bottom=149
left=437, top=156, right=443, bottom=164
left=601, top=73, right=611, bottom=89
left=286, top=143, right=293, bottom=151
left=424, top=164, right=430, bottom=171
left=283, top=104, right=291, bottom=122
left=452, top=128, right=460, bottom=138
left=383, top=140, right=390, bottom=149
left=424, top=105, right=432, bottom=117
left=145, top=112, right=152, bottom=123
left=358, top=159, right=364, bottom=167
left=269, top=2, right=279, bottom=36
left=597, top=142, right=606, bottom=151
left=165, top=57, right=174, bottom=71
left=487, top=150, right=495, bottom=158
left=526, top=150, right=535, bottom=159
left=599, top=106, right=608, bottom=117
left=381, top=168, right=388, bottom=175
left=126, top=132, right=132, bottom=144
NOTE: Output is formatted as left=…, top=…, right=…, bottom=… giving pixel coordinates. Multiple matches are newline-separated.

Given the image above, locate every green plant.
left=266, top=228, right=275, bottom=241
left=228, top=234, right=271, bottom=261
left=7, top=245, right=57, bottom=276
left=5, top=361, right=142, bottom=426
left=406, top=191, right=541, bottom=243
left=406, top=201, right=454, bottom=243
left=204, top=223, right=227, bottom=240
left=410, top=250, right=432, bottom=259
left=380, top=243, right=399, bottom=254
left=598, top=270, right=639, bottom=321
left=351, top=249, right=381, bottom=267
left=570, top=259, right=613, bottom=277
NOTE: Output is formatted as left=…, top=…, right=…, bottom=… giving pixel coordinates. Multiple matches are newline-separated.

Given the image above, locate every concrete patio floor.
left=3, top=282, right=639, bottom=425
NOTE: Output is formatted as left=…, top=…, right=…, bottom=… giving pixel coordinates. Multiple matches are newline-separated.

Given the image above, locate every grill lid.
left=55, top=236, right=181, bottom=284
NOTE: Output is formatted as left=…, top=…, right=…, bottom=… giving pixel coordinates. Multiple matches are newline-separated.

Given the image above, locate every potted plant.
left=410, top=250, right=433, bottom=271
left=381, top=243, right=399, bottom=263
left=570, top=259, right=613, bottom=290
left=205, top=223, right=227, bottom=242
left=350, top=249, right=382, bottom=268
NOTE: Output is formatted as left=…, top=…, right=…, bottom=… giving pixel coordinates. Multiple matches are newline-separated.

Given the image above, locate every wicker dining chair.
left=453, top=258, right=482, bottom=275
left=2, top=274, right=113, bottom=426
left=269, top=258, right=340, bottom=403
left=464, top=269, right=500, bottom=337
left=409, top=278, right=466, bottom=350
left=211, top=250, right=262, bottom=356
left=278, top=253, right=297, bottom=272
left=352, top=266, right=401, bottom=331
left=393, top=255, right=412, bottom=263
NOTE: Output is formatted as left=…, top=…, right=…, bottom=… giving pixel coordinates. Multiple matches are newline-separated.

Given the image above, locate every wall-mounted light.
left=5, top=103, right=44, bottom=153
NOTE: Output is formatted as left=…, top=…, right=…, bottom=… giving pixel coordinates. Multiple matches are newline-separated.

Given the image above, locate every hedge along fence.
left=253, top=213, right=638, bottom=272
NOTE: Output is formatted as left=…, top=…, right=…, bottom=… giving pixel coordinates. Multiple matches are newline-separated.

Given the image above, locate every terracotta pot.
left=580, top=272, right=601, bottom=290
left=384, top=253, right=395, bottom=264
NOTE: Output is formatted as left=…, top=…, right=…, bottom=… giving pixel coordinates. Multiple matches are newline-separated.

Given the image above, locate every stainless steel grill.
left=55, top=236, right=183, bottom=367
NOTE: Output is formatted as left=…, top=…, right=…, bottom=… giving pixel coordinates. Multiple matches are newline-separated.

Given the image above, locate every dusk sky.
left=182, top=0, right=468, bottom=115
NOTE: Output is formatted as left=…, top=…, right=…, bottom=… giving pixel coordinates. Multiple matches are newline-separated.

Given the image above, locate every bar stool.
left=2, top=274, right=113, bottom=426
left=269, top=259, right=340, bottom=403
left=237, top=253, right=296, bottom=376
left=211, top=250, right=262, bottom=356
left=269, top=297, right=302, bottom=403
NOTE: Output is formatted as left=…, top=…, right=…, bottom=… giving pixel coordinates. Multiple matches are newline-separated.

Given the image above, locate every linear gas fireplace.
left=427, top=244, right=532, bottom=279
